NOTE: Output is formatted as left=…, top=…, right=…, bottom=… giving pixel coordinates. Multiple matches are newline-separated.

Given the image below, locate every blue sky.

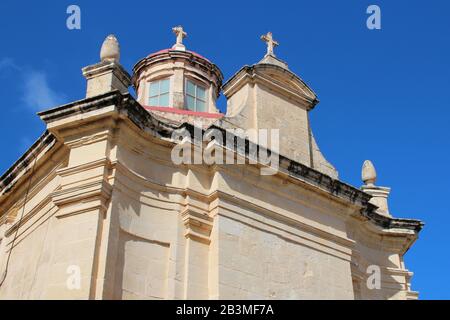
left=0, top=0, right=449, bottom=299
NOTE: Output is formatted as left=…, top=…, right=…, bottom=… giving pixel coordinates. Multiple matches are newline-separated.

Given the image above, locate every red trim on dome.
left=144, top=106, right=224, bottom=118
left=147, top=48, right=211, bottom=63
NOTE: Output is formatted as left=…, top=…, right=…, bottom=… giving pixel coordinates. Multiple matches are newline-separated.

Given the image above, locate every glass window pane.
left=186, top=80, right=196, bottom=96
left=196, top=100, right=206, bottom=112
left=160, top=79, right=170, bottom=93
left=159, top=93, right=169, bottom=106
left=197, top=86, right=206, bottom=100
left=186, top=95, right=195, bottom=110
left=149, top=82, right=159, bottom=96
left=149, top=96, right=158, bottom=106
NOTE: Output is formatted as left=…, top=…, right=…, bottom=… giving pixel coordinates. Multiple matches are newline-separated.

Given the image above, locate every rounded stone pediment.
left=223, top=63, right=318, bottom=110
left=254, top=63, right=317, bottom=106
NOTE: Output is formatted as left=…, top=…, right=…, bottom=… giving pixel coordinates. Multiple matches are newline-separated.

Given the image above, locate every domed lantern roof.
left=132, top=26, right=223, bottom=119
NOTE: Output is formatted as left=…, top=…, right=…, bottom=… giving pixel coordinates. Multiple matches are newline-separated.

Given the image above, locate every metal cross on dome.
left=261, top=32, right=279, bottom=57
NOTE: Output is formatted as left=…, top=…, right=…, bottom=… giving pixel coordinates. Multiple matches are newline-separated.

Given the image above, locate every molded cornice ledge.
left=37, top=90, right=177, bottom=142
left=50, top=157, right=113, bottom=218
left=30, top=90, right=425, bottom=237
left=51, top=178, right=112, bottom=218
left=197, top=123, right=424, bottom=236
left=0, top=131, right=56, bottom=196
left=222, top=64, right=319, bottom=110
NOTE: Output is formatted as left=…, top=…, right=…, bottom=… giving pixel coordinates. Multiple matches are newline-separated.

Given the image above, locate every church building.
left=0, top=27, right=423, bottom=299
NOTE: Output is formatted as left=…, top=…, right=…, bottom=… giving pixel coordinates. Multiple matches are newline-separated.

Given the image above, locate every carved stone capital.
left=181, top=206, right=213, bottom=244
left=51, top=158, right=113, bottom=218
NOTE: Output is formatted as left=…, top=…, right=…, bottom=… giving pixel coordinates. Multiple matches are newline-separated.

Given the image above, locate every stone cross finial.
left=261, top=32, right=279, bottom=57
left=362, top=160, right=377, bottom=186
left=172, top=26, right=187, bottom=51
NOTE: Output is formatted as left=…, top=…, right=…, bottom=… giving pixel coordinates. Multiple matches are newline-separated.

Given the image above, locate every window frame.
left=147, top=78, right=170, bottom=107
left=185, top=79, right=207, bottom=112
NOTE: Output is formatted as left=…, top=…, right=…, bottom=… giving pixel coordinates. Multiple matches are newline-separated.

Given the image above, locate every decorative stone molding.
left=0, top=131, right=56, bottom=195
left=223, top=64, right=318, bottom=110
left=181, top=205, right=213, bottom=244
left=17, top=91, right=423, bottom=233
left=51, top=158, right=113, bottom=218
left=51, top=179, right=112, bottom=218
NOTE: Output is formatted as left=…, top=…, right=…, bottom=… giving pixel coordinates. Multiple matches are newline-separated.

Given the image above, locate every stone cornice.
left=1, top=90, right=423, bottom=235
left=360, top=205, right=423, bottom=232
left=82, top=60, right=131, bottom=87
left=192, top=123, right=423, bottom=234
left=51, top=179, right=112, bottom=218
left=222, top=64, right=319, bottom=110
left=37, top=90, right=178, bottom=140
left=181, top=205, right=213, bottom=244
left=0, top=131, right=56, bottom=195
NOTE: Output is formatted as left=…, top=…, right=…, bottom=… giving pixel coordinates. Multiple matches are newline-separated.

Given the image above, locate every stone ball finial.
left=100, top=34, right=120, bottom=63
left=362, top=160, right=377, bottom=186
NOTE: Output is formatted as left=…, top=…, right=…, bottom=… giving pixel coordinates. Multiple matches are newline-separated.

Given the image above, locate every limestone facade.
left=0, top=30, right=422, bottom=300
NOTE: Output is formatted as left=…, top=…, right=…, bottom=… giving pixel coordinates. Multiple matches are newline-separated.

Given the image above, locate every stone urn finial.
left=100, top=34, right=120, bottom=63
left=362, top=160, right=377, bottom=186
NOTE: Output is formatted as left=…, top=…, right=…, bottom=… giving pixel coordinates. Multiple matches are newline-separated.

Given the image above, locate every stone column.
left=172, top=66, right=185, bottom=109
left=44, top=113, right=116, bottom=299
left=181, top=196, right=213, bottom=299
left=38, top=35, right=128, bottom=299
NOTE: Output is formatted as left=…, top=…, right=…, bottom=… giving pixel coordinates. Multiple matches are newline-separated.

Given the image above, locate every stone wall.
left=0, top=93, right=419, bottom=300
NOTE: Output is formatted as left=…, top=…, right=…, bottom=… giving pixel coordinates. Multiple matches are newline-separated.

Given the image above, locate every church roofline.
left=146, top=48, right=211, bottom=63
left=144, top=106, right=224, bottom=118
left=0, top=90, right=423, bottom=235
left=0, top=130, right=56, bottom=196
left=222, top=63, right=319, bottom=110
